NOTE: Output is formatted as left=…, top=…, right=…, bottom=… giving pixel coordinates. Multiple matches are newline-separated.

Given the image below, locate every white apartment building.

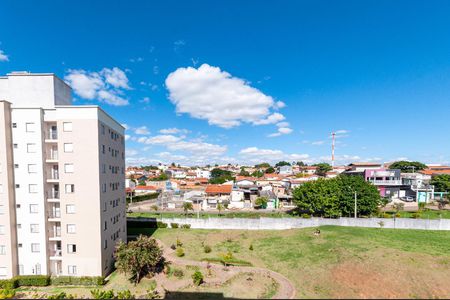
left=0, top=72, right=126, bottom=279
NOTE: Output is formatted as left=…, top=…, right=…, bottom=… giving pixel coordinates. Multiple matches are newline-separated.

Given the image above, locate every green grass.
left=150, top=226, right=450, bottom=298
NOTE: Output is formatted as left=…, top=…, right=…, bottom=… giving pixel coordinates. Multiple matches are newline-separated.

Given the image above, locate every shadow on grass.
left=127, top=218, right=158, bottom=240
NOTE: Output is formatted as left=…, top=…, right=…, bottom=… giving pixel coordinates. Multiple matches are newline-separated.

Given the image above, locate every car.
left=400, top=196, right=415, bottom=202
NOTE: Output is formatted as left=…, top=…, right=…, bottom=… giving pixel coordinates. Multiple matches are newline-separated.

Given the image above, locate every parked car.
left=400, top=196, right=415, bottom=202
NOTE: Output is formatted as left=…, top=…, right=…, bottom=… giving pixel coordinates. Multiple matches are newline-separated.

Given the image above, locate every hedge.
left=0, top=279, right=17, bottom=289
left=126, top=193, right=159, bottom=204
left=15, top=275, right=50, bottom=286
left=50, top=276, right=105, bottom=286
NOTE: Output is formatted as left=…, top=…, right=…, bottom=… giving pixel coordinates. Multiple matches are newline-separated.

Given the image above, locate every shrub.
left=90, top=289, right=115, bottom=299
left=170, top=244, right=176, bottom=250
left=180, top=224, right=191, bottom=229
left=395, top=213, right=401, bottom=218
left=301, top=213, right=311, bottom=219
left=47, top=292, right=76, bottom=299
left=249, top=244, right=254, bottom=251
left=203, top=245, right=212, bottom=253
left=176, top=239, right=183, bottom=247
left=411, top=212, right=421, bottom=219
left=156, top=222, right=168, bottom=228
left=50, top=276, right=105, bottom=286
left=117, top=290, right=134, bottom=299
left=223, top=251, right=233, bottom=260
left=170, top=223, right=179, bottom=229
left=0, top=279, right=17, bottom=289
left=191, top=271, right=204, bottom=286
left=15, top=275, right=50, bottom=286
left=173, top=268, right=184, bottom=279
left=0, top=289, right=16, bottom=300
left=175, top=247, right=185, bottom=257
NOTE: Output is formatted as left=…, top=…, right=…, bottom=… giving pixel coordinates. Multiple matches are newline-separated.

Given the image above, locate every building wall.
left=0, top=101, right=18, bottom=279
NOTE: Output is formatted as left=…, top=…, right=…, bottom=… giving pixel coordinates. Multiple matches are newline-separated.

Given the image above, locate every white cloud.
left=126, top=149, right=139, bottom=156
left=64, top=67, right=130, bottom=106
left=0, top=50, right=9, bottom=62
left=140, top=97, right=150, bottom=104
left=134, top=126, right=150, bottom=135
left=165, top=64, right=286, bottom=128
left=311, top=140, right=325, bottom=145
left=124, top=134, right=130, bottom=141
left=159, top=128, right=190, bottom=134
left=268, top=121, right=293, bottom=137
left=239, top=147, right=309, bottom=163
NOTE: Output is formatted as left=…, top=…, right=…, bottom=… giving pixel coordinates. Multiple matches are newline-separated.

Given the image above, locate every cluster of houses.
left=125, top=162, right=450, bottom=211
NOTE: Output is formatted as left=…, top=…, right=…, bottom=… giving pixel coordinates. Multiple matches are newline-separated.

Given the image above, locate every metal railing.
left=48, top=210, right=61, bottom=218
left=368, top=179, right=402, bottom=185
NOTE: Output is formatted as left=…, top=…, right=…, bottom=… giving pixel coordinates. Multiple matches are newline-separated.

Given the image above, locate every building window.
left=101, top=124, right=105, bottom=135
left=64, top=163, right=74, bottom=173
left=0, top=226, right=4, bottom=235
left=30, top=224, right=39, bottom=233
left=104, top=239, right=107, bottom=249
left=0, top=206, right=4, bottom=215
left=67, top=244, right=77, bottom=253
left=26, top=122, right=35, bottom=132
left=12, top=123, right=17, bottom=128
left=15, top=184, right=20, bottom=188
left=68, top=265, right=77, bottom=275
left=64, top=143, right=73, bottom=153
left=65, top=184, right=75, bottom=194
left=28, top=164, right=37, bottom=173
left=102, top=145, right=105, bottom=154
left=28, top=184, right=38, bottom=193
left=19, top=265, right=24, bottom=275
left=66, top=204, right=76, bottom=214
left=31, top=243, right=40, bottom=253
left=63, top=122, right=73, bottom=132
left=14, top=164, right=19, bottom=168
left=0, top=245, right=5, bottom=255
left=27, top=143, right=36, bottom=153
left=29, top=204, right=39, bottom=213
left=13, top=143, right=18, bottom=149
left=104, top=221, right=107, bottom=231
left=67, top=224, right=76, bottom=234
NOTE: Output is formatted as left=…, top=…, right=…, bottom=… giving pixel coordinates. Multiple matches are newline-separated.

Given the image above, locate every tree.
left=292, top=175, right=381, bottom=217
left=314, top=163, right=332, bottom=177
left=149, top=173, right=169, bottom=181
left=255, top=162, right=271, bottom=168
left=275, top=161, right=291, bottom=167
left=114, top=235, right=164, bottom=284
left=251, top=170, right=264, bottom=178
left=183, top=202, right=193, bottom=215
left=389, top=161, right=427, bottom=173
left=430, top=174, right=450, bottom=192
left=209, top=168, right=234, bottom=184
left=296, top=161, right=306, bottom=166
left=265, top=167, right=275, bottom=174
left=217, top=203, right=224, bottom=216
left=239, top=167, right=250, bottom=176
left=254, top=197, right=268, bottom=209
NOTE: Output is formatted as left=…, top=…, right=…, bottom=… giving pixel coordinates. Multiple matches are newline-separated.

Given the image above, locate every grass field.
left=148, top=226, right=450, bottom=298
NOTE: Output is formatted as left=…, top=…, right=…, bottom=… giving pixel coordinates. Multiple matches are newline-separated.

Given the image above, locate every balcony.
left=47, top=189, right=60, bottom=202
left=46, top=168, right=59, bottom=183
left=49, top=249, right=62, bottom=260
left=46, top=150, right=58, bottom=163
left=368, top=179, right=402, bottom=186
left=49, top=227, right=62, bottom=241
left=48, top=210, right=61, bottom=221
left=45, top=125, right=58, bottom=143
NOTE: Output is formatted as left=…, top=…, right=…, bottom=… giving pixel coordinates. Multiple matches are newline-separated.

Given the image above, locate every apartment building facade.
left=0, top=72, right=126, bottom=279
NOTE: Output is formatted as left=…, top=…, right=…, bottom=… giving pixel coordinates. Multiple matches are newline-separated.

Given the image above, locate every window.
left=15, top=184, right=20, bottom=188
left=28, top=164, right=37, bottom=173
left=27, top=143, right=36, bottom=153
left=31, top=243, right=40, bottom=253
left=104, top=239, right=107, bottom=249
left=104, top=221, right=107, bottom=231
left=67, top=244, right=77, bottom=253
left=13, top=144, right=18, bottom=149
left=12, top=123, right=17, bottom=128
left=67, top=224, right=76, bottom=234
left=29, top=204, right=39, bottom=213
left=0, top=226, right=4, bottom=235
left=30, top=224, right=39, bottom=233
left=65, top=184, right=75, bottom=194
left=66, top=204, right=76, bottom=214
left=28, top=184, right=38, bottom=193
left=102, top=184, right=106, bottom=193
left=63, top=122, right=73, bottom=132
left=0, top=206, right=4, bottom=215
left=19, top=265, right=24, bottom=275
left=64, top=143, right=73, bottom=153
left=102, top=145, right=105, bottom=154
left=26, top=122, right=35, bottom=132
left=68, top=265, right=77, bottom=275
left=64, top=164, right=74, bottom=173
left=0, top=246, right=5, bottom=255
left=16, top=204, right=20, bottom=209
left=14, top=164, right=19, bottom=168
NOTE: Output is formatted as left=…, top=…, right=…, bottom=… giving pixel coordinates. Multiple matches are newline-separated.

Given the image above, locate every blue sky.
left=1, top=0, right=450, bottom=166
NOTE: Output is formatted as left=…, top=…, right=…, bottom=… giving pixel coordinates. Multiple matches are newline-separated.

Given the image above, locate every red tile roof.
left=205, top=184, right=233, bottom=194
left=135, top=185, right=158, bottom=190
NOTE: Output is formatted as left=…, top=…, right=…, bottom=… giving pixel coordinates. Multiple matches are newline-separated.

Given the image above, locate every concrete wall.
left=132, top=216, right=450, bottom=231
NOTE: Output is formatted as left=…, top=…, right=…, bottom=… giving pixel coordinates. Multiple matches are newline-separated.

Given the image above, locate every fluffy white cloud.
left=134, top=126, right=150, bottom=135
left=239, top=147, right=309, bottom=163
left=64, top=67, right=130, bottom=106
left=0, top=50, right=9, bottom=62
left=159, top=128, right=190, bottom=134
left=268, top=121, right=293, bottom=137
left=126, top=149, right=139, bottom=156
left=165, top=64, right=286, bottom=128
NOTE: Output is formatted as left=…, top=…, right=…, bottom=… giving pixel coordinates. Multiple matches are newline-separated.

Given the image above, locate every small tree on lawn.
left=217, top=203, right=224, bottom=216
left=115, top=235, right=164, bottom=285
left=255, top=197, right=268, bottom=209
left=183, top=202, right=193, bottom=216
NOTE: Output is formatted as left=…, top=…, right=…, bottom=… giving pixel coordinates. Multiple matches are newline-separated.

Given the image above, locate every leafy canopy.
left=431, top=174, right=450, bottom=192
left=389, top=161, right=427, bottom=173
left=275, top=161, right=291, bottom=167
left=314, top=163, right=332, bottom=176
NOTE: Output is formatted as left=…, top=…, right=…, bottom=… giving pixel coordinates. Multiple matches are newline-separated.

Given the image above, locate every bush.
left=170, top=223, right=179, bottom=229
left=0, top=289, right=16, bottom=300
left=175, top=247, right=185, bottom=257
left=249, top=244, right=254, bottom=251
left=180, top=224, right=191, bottom=229
left=90, top=289, right=115, bottom=299
left=411, top=212, right=422, bottom=219
left=15, top=275, right=50, bottom=286
left=50, top=276, right=105, bottom=286
left=395, top=213, right=401, bottom=218
left=191, top=271, right=204, bottom=286
left=47, top=292, right=76, bottom=299
left=157, top=222, right=168, bottom=228
left=301, top=213, right=311, bottom=219
left=117, top=290, right=135, bottom=299
left=0, top=279, right=17, bottom=289
left=170, top=244, right=176, bottom=250
left=173, top=268, right=184, bottom=279
left=203, top=245, right=212, bottom=253
left=176, top=239, right=183, bottom=247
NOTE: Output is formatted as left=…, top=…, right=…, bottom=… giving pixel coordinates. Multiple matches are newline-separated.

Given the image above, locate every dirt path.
left=157, top=240, right=296, bottom=299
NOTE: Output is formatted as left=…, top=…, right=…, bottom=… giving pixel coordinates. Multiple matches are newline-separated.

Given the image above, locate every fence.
left=128, top=216, right=450, bottom=231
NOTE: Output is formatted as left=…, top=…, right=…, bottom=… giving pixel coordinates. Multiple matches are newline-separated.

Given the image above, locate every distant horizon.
left=2, top=0, right=450, bottom=167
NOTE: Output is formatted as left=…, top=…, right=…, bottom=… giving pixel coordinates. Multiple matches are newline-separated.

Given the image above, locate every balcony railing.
left=50, top=249, right=62, bottom=257
left=47, top=152, right=58, bottom=160
left=368, top=179, right=402, bottom=186
left=49, top=228, right=61, bottom=238
left=47, top=190, right=60, bottom=199
left=48, top=131, right=58, bottom=140
left=48, top=210, right=61, bottom=218
left=49, top=170, right=59, bottom=180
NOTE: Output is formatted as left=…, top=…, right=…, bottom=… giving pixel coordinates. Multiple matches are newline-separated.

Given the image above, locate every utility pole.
left=354, top=191, right=357, bottom=218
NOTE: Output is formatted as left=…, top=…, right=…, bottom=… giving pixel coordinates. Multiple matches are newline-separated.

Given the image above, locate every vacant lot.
left=150, top=226, right=450, bottom=298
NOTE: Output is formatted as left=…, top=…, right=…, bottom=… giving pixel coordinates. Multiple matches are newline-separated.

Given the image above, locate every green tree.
left=389, top=161, right=427, bottom=173
left=149, top=173, right=169, bottom=181
left=265, top=167, right=275, bottom=174
left=314, top=163, right=332, bottom=176
left=255, top=162, right=271, bottom=168
left=209, top=168, right=234, bottom=184
left=430, top=174, right=450, bottom=192
left=182, top=202, right=193, bottom=215
left=296, top=161, right=306, bottom=166
left=254, top=197, right=268, bottom=209
left=275, top=161, right=291, bottom=167
left=114, top=235, right=164, bottom=284
left=217, top=203, right=224, bottom=216
left=239, top=167, right=250, bottom=176
left=251, top=170, right=264, bottom=178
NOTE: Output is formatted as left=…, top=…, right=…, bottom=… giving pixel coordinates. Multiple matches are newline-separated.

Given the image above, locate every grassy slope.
left=151, top=226, right=450, bottom=298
